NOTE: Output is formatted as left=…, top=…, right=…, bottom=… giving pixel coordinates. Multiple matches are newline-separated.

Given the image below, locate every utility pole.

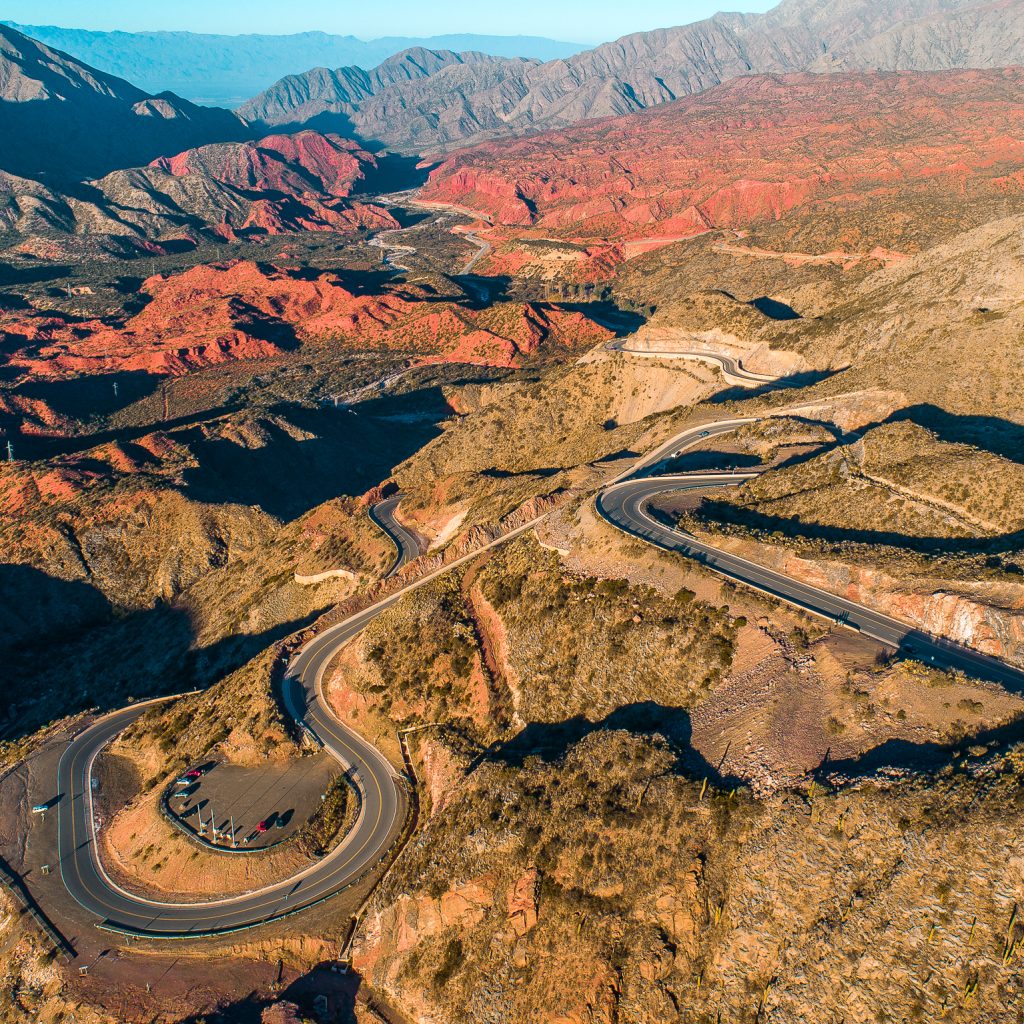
left=197, top=804, right=204, bottom=836
left=112, top=382, right=119, bottom=399
left=5, top=440, right=13, bottom=462
left=230, top=815, right=236, bottom=849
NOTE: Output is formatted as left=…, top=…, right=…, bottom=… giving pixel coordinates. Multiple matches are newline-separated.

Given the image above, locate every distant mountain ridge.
left=0, top=24, right=250, bottom=182
left=239, top=0, right=1024, bottom=154
left=2, top=23, right=585, bottom=105
left=237, top=48, right=525, bottom=134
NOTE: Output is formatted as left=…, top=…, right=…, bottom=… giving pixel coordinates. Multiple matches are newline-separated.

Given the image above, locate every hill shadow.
left=355, top=153, right=433, bottom=195
left=706, top=368, right=840, bottom=404
left=815, top=713, right=1024, bottom=783
left=14, top=370, right=163, bottom=422
left=318, top=266, right=400, bottom=295
left=384, top=206, right=432, bottom=230
left=0, top=262, right=72, bottom=287
left=0, top=291, right=31, bottom=310
left=175, top=961, right=366, bottom=1024
left=1, top=568, right=324, bottom=745
left=0, top=564, right=112, bottom=667
left=485, top=701, right=744, bottom=789
left=555, top=299, right=648, bottom=337
left=695, top=499, right=1024, bottom=567
left=260, top=110, right=358, bottom=140
left=4, top=403, right=241, bottom=460
left=658, top=448, right=764, bottom=474
left=180, top=393, right=450, bottom=519
left=750, top=296, right=801, bottom=321
left=887, top=404, right=1024, bottom=464
left=453, top=273, right=510, bottom=305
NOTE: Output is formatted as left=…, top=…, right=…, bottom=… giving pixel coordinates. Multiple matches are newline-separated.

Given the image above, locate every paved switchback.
left=54, top=505, right=422, bottom=938
left=598, top=427, right=1024, bottom=693
left=606, top=339, right=780, bottom=388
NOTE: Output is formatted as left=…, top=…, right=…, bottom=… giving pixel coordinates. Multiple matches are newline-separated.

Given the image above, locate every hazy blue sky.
left=3, top=1, right=779, bottom=44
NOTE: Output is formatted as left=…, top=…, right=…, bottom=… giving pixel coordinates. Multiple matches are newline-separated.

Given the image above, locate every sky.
left=1, top=0, right=779, bottom=44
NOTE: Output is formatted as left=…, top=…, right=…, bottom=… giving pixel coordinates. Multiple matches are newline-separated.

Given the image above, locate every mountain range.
left=2, top=23, right=586, bottom=106
left=240, top=0, right=1024, bottom=153
left=420, top=68, right=1024, bottom=241
left=0, top=24, right=249, bottom=183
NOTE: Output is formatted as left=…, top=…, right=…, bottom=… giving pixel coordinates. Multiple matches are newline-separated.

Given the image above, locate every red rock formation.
left=150, top=131, right=373, bottom=199
left=2, top=261, right=613, bottom=383
left=507, top=867, right=540, bottom=936
left=0, top=130, right=398, bottom=245
left=422, top=69, right=1024, bottom=242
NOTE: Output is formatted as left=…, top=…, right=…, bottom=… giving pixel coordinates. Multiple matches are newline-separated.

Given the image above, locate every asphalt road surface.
left=598, top=424, right=1024, bottom=693
left=53, top=500, right=426, bottom=937
left=52, top=494, right=523, bottom=938
left=55, top=612, right=406, bottom=937
left=369, top=495, right=424, bottom=577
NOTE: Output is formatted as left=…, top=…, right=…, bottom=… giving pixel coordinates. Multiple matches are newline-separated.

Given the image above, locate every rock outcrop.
left=0, top=260, right=613, bottom=389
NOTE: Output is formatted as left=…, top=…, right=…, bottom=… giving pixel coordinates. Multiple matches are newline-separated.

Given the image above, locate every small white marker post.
left=230, top=815, right=236, bottom=849
left=197, top=805, right=204, bottom=836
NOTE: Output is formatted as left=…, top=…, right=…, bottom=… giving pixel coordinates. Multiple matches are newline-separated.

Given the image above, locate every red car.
left=256, top=820, right=269, bottom=834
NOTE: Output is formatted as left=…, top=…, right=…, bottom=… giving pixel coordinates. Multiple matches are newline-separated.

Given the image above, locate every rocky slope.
left=0, top=131, right=398, bottom=244
left=240, top=0, right=1024, bottom=152
left=420, top=68, right=1024, bottom=241
left=354, top=723, right=1024, bottom=1024
left=0, top=24, right=249, bottom=183
left=306, top=530, right=1024, bottom=1024
left=237, top=48, right=518, bottom=134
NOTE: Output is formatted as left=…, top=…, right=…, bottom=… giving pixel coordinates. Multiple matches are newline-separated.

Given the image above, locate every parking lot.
left=166, top=752, right=341, bottom=851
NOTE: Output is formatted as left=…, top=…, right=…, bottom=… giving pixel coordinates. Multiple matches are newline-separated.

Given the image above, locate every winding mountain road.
left=54, top=497, right=422, bottom=938
left=47, top=349, right=1024, bottom=941
left=598, top=450, right=1024, bottom=692
left=607, top=339, right=780, bottom=388
left=370, top=495, right=426, bottom=577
